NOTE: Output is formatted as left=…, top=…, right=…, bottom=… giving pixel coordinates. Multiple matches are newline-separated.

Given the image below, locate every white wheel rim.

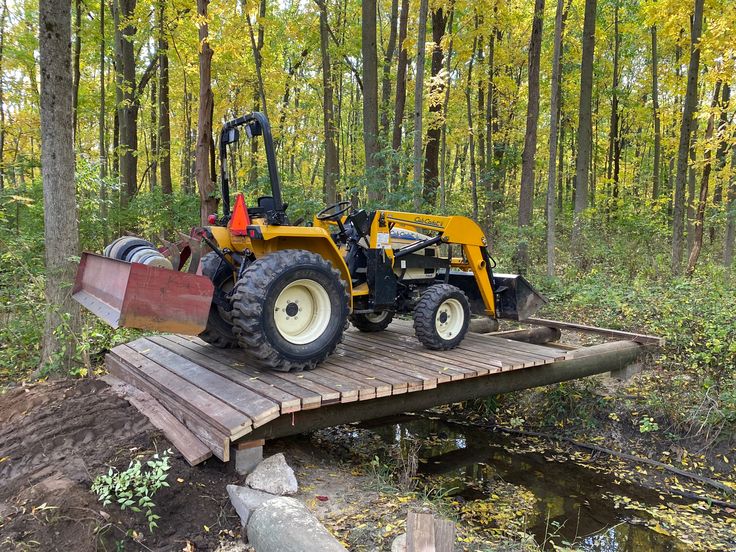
left=274, top=279, right=332, bottom=345
left=435, top=298, right=464, bottom=340
left=365, top=311, right=390, bottom=323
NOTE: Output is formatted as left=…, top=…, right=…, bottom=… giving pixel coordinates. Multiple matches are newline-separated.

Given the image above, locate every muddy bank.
left=0, top=379, right=242, bottom=551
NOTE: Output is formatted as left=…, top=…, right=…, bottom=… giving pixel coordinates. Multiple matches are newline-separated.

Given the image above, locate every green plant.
left=91, top=449, right=172, bottom=531
left=638, top=417, right=660, bottom=433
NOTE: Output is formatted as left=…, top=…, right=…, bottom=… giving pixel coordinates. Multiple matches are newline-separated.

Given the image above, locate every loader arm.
left=366, top=210, right=497, bottom=316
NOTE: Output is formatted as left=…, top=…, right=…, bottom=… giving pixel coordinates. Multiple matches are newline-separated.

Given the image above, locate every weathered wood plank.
left=379, top=332, right=486, bottom=379
left=464, top=332, right=569, bottom=359
left=320, top=359, right=393, bottom=398
left=331, top=346, right=426, bottom=393
left=451, top=339, right=551, bottom=368
left=348, top=331, right=498, bottom=378
left=338, top=338, right=443, bottom=389
left=315, top=363, right=379, bottom=400
left=182, top=335, right=337, bottom=406
left=154, top=336, right=303, bottom=413
left=102, top=374, right=212, bottom=466
left=343, top=334, right=457, bottom=382
left=434, top=518, right=455, bottom=552
left=106, top=355, right=231, bottom=461
left=129, top=339, right=280, bottom=428
left=298, top=369, right=360, bottom=403
left=115, top=343, right=252, bottom=438
left=386, top=324, right=558, bottom=368
left=377, top=323, right=507, bottom=369
left=407, top=511, right=435, bottom=552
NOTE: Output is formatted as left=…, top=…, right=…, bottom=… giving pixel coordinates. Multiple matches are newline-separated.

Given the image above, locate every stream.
left=360, top=414, right=693, bottom=551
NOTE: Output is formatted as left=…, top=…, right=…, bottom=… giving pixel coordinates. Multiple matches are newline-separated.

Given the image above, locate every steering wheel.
left=316, top=200, right=354, bottom=243
left=316, top=200, right=353, bottom=221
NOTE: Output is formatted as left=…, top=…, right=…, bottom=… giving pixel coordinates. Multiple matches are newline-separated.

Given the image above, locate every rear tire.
left=198, top=252, right=238, bottom=349
left=230, top=249, right=349, bottom=372
left=413, top=284, right=470, bottom=350
left=349, top=311, right=394, bottom=332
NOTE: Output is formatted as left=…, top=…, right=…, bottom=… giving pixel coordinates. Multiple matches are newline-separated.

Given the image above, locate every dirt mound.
left=0, top=378, right=242, bottom=551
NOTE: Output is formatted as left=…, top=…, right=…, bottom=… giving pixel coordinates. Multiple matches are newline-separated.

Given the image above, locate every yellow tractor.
left=74, top=113, right=544, bottom=371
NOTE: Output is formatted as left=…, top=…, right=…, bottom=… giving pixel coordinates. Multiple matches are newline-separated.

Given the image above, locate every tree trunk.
left=439, top=5, right=454, bottom=212
left=72, top=0, right=81, bottom=141
left=421, top=5, right=447, bottom=206
left=317, top=0, right=339, bottom=203
left=158, top=0, right=172, bottom=194
left=182, top=85, right=193, bottom=193
left=482, top=26, right=496, bottom=225
left=571, top=0, right=597, bottom=248
left=518, top=0, right=544, bottom=229
left=196, top=0, right=217, bottom=224
left=149, top=80, right=158, bottom=191
left=0, top=0, right=8, bottom=191
left=557, top=118, right=565, bottom=210
left=724, top=145, right=736, bottom=269
left=476, top=30, right=485, bottom=182
left=465, top=16, right=479, bottom=220
left=411, top=0, right=428, bottom=208
left=686, top=81, right=721, bottom=276
left=651, top=24, right=661, bottom=200
left=546, top=0, right=567, bottom=276
left=99, top=0, right=108, bottom=242
left=247, top=0, right=269, bottom=120
left=38, top=0, right=82, bottom=372
left=672, top=0, right=704, bottom=275
left=362, top=0, right=381, bottom=202
left=710, top=83, right=730, bottom=243
left=686, top=126, right=697, bottom=256
left=606, top=3, right=620, bottom=205
left=113, top=0, right=140, bottom=205
left=380, top=0, right=399, bottom=138
left=389, top=0, right=409, bottom=191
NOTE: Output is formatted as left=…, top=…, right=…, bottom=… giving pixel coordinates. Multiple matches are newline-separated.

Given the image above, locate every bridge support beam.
left=240, top=340, right=650, bottom=443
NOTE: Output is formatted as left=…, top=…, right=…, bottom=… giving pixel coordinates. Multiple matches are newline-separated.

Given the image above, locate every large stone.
left=245, top=453, right=298, bottom=496
left=247, top=497, right=346, bottom=552
left=227, top=484, right=276, bottom=526
left=391, top=533, right=407, bottom=552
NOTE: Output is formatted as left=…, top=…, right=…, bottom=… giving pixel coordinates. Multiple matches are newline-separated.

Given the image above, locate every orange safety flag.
left=228, top=193, right=250, bottom=235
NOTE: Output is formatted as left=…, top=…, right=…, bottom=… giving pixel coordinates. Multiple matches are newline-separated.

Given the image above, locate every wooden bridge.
left=105, top=319, right=661, bottom=466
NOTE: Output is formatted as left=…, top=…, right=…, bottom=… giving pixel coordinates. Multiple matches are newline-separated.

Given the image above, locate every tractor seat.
left=257, top=195, right=276, bottom=211
left=248, top=195, right=287, bottom=217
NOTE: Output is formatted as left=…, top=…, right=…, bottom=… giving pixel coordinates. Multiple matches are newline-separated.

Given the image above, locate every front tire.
left=230, top=250, right=349, bottom=372
left=349, top=311, right=394, bottom=332
left=198, top=252, right=238, bottom=348
left=413, top=284, right=470, bottom=350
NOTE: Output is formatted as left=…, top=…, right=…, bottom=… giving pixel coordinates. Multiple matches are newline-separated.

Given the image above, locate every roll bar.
left=218, top=112, right=284, bottom=220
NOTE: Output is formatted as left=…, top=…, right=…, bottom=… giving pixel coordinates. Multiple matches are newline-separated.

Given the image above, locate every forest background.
left=0, top=0, right=735, bottom=448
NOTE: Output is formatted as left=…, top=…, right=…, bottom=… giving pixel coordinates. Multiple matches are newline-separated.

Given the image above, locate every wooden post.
left=406, top=512, right=455, bottom=552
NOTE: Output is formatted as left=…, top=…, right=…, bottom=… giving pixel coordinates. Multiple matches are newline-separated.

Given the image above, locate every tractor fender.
left=245, top=225, right=353, bottom=299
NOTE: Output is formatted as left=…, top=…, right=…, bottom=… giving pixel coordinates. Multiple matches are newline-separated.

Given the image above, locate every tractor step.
left=73, top=252, right=214, bottom=335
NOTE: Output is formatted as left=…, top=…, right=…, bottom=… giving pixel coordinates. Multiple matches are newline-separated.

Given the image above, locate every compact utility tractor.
left=74, top=112, right=544, bottom=371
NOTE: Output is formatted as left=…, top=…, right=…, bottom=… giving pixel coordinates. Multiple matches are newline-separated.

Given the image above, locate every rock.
left=391, top=533, right=407, bottom=552
left=247, top=497, right=346, bottom=552
left=227, top=484, right=276, bottom=526
left=213, top=541, right=251, bottom=552
left=245, top=453, right=298, bottom=496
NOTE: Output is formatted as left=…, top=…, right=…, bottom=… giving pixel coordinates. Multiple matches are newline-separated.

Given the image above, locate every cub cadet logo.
left=413, top=216, right=443, bottom=228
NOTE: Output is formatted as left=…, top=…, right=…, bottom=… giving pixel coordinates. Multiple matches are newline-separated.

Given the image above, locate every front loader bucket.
left=73, top=252, right=214, bottom=335
left=492, top=273, right=547, bottom=321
